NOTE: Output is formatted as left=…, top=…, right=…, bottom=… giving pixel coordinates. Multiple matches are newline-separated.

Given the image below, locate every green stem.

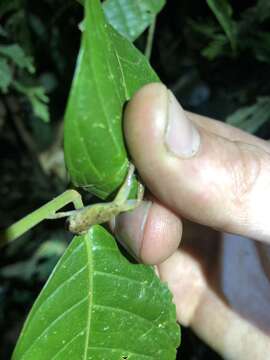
left=145, top=17, right=156, bottom=61
left=0, top=190, right=83, bottom=247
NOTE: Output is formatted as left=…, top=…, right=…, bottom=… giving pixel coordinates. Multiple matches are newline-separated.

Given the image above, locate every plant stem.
left=145, top=17, right=156, bottom=61
left=0, top=190, right=83, bottom=247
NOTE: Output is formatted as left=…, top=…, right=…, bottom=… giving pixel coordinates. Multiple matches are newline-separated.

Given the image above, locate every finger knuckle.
left=229, top=142, right=264, bottom=207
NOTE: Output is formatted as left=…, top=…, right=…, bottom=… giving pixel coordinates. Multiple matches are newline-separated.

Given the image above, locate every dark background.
left=1, top=0, right=270, bottom=358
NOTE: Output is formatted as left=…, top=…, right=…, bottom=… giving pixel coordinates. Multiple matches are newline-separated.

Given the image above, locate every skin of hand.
left=111, top=83, right=270, bottom=360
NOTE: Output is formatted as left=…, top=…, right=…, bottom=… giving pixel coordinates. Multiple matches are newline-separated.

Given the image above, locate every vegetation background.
left=1, top=0, right=270, bottom=358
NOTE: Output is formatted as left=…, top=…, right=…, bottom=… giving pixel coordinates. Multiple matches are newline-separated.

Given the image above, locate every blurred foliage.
left=0, top=2, right=49, bottom=122
left=190, top=0, right=270, bottom=64
left=227, top=96, right=270, bottom=133
left=0, top=1, right=82, bottom=356
left=206, top=0, right=237, bottom=53
left=185, top=0, right=270, bottom=132
left=1, top=0, right=270, bottom=359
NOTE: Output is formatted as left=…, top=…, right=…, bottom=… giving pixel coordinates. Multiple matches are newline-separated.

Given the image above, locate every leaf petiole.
left=145, top=17, right=156, bottom=60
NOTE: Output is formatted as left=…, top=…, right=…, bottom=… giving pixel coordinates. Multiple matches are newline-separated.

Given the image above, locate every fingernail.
left=113, top=201, right=152, bottom=259
left=165, top=90, right=200, bottom=157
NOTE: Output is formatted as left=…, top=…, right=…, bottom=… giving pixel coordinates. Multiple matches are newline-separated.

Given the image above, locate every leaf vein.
left=20, top=296, right=88, bottom=359
left=38, top=264, right=88, bottom=311
left=20, top=241, right=85, bottom=335
left=93, top=303, right=154, bottom=327
left=88, top=345, right=154, bottom=359
left=94, top=270, right=145, bottom=285
left=50, top=327, right=87, bottom=360
left=87, top=10, right=121, bottom=155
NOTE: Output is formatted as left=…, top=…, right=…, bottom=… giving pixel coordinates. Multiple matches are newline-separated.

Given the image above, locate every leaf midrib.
left=87, top=3, right=122, bottom=155
left=83, top=234, right=93, bottom=359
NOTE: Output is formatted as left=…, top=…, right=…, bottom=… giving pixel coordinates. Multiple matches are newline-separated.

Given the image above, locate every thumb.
left=124, top=83, right=270, bottom=243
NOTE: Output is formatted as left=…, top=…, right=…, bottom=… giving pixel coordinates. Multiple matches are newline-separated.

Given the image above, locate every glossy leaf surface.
left=13, top=226, right=180, bottom=359
left=103, top=0, right=165, bottom=41
left=64, top=0, right=159, bottom=199
left=77, top=0, right=165, bottom=41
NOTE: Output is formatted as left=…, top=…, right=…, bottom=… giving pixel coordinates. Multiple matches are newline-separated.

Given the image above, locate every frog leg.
left=55, top=163, right=137, bottom=218
left=114, top=163, right=144, bottom=210
left=109, top=181, right=144, bottom=231
left=48, top=163, right=141, bottom=221
left=118, top=182, right=145, bottom=212
left=114, top=163, right=135, bottom=205
left=47, top=209, right=79, bottom=219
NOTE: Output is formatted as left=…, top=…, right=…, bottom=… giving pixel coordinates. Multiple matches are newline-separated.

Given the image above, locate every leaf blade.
left=0, top=44, right=35, bottom=73
left=103, top=0, right=165, bottom=41
left=226, top=97, right=270, bottom=133
left=77, top=0, right=165, bottom=41
left=12, top=226, right=180, bottom=359
left=64, top=0, right=159, bottom=198
left=13, top=83, right=50, bottom=123
left=206, top=0, right=237, bottom=52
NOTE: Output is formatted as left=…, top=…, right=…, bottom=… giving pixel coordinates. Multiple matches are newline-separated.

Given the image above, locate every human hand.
left=112, top=83, right=270, bottom=359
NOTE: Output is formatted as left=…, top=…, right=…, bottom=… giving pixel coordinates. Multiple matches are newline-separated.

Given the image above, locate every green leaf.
left=0, top=44, right=35, bottom=73
left=0, top=0, right=20, bottom=18
left=64, top=0, right=159, bottom=199
left=12, top=226, right=180, bottom=359
left=226, top=97, right=270, bottom=133
left=206, top=0, right=237, bottom=52
left=103, top=0, right=165, bottom=41
left=27, top=87, right=50, bottom=123
left=188, top=18, right=219, bottom=39
left=202, top=34, right=228, bottom=60
left=0, top=58, right=12, bottom=92
left=77, top=0, right=165, bottom=41
left=14, top=82, right=50, bottom=122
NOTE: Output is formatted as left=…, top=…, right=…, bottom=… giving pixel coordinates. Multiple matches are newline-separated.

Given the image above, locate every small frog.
left=53, top=163, right=144, bottom=234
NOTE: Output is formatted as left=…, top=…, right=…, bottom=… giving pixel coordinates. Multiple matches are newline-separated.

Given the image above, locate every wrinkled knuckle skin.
left=229, top=142, right=264, bottom=208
